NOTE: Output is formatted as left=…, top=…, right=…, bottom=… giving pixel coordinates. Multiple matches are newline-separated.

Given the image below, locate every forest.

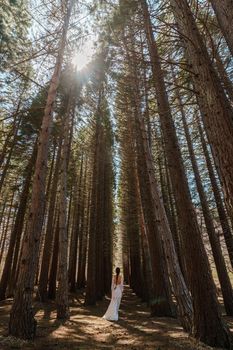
left=0, top=0, right=233, bottom=349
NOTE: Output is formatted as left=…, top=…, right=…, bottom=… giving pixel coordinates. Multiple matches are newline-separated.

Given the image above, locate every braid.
left=115, top=267, right=120, bottom=285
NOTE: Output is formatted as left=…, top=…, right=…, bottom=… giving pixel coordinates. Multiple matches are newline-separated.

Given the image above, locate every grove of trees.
left=0, top=0, right=233, bottom=348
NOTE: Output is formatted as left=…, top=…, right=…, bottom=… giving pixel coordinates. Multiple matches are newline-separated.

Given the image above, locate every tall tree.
left=8, top=0, right=74, bottom=339
left=140, top=0, right=232, bottom=346
left=169, top=0, right=233, bottom=229
left=175, top=81, right=233, bottom=316
left=56, top=85, right=75, bottom=319
left=0, top=141, right=37, bottom=300
left=209, top=0, right=233, bottom=56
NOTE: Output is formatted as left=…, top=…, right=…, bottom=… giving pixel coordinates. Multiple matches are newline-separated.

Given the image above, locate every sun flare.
left=73, top=39, right=95, bottom=71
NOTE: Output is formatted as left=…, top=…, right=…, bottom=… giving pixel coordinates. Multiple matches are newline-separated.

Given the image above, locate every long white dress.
left=103, top=275, right=124, bottom=321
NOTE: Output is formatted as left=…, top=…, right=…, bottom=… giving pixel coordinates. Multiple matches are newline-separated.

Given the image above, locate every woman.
left=103, top=267, right=123, bottom=321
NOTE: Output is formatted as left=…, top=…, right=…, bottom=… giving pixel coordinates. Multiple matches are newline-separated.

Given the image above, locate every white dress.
left=103, top=275, right=124, bottom=321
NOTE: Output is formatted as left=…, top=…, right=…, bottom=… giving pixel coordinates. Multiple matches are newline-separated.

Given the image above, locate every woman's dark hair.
left=115, top=267, right=120, bottom=285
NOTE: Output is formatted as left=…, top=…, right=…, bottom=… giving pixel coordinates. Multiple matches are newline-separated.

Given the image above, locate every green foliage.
left=19, top=87, right=48, bottom=138
left=0, top=0, right=31, bottom=70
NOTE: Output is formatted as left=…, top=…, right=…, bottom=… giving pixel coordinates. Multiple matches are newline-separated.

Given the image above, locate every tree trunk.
left=210, top=0, right=233, bottom=56
left=197, top=118, right=233, bottom=268
left=103, top=157, right=113, bottom=295
left=0, top=116, right=21, bottom=193
left=169, top=0, right=233, bottom=243
left=68, top=154, right=83, bottom=292
left=126, top=165, right=143, bottom=298
left=48, top=215, right=59, bottom=300
left=76, top=158, right=88, bottom=290
left=0, top=142, right=37, bottom=300
left=95, top=128, right=105, bottom=301
left=135, top=104, right=193, bottom=330
left=37, top=139, right=62, bottom=301
left=85, top=82, right=104, bottom=306
left=0, top=220, right=8, bottom=266
left=177, top=85, right=233, bottom=316
left=214, top=50, right=233, bottom=103
left=9, top=0, right=74, bottom=339
left=0, top=188, right=16, bottom=266
left=141, top=0, right=232, bottom=346
left=137, top=194, right=154, bottom=304
left=122, top=29, right=176, bottom=316
left=0, top=199, right=7, bottom=229
left=56, top=90, right=75, bottom=320
left=0, top=109, right=21, bottom=168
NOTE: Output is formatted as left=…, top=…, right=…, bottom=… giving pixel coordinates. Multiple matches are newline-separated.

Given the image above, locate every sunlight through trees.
left=0, top=0, right=233, bottom=348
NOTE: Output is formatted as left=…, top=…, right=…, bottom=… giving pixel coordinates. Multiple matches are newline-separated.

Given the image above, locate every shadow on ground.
left=0, top=286, right=232, bottom=350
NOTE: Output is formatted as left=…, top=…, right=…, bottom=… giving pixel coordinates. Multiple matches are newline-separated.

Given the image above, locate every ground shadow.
left=1, top=286, right=232, bottom=349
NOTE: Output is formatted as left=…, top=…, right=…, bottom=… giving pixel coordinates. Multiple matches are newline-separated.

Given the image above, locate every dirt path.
left=0, top=286, right=231, bottom=350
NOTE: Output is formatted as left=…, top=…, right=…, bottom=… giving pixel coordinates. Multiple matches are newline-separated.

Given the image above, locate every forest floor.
left=0, top=286, right=232, bottom=350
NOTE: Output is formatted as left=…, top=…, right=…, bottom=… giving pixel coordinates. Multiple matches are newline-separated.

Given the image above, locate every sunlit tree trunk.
left=9, top=0, right=74, bottom=339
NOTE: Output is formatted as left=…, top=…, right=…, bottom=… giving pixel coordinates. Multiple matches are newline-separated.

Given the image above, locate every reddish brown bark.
left=9, top=0, right=74, bottom=338
left=0, top=143, right=37, bottom=300
left=210, top=0, right=233, bottom=56
left=141, top=0, right=232, bottom=345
